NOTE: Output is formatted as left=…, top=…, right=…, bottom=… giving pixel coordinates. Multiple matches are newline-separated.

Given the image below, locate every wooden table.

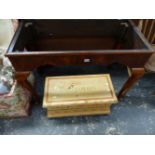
left=5, top=20, right=154, bottom=102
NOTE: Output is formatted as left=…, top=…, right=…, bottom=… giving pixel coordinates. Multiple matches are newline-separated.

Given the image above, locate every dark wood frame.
left=5, top=20, right=154, bottom=102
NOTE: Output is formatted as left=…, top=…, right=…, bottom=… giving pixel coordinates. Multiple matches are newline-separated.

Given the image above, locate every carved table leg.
left=15, top=72, right=39, bottom=103
left=118, top=68, right=145, bottom=99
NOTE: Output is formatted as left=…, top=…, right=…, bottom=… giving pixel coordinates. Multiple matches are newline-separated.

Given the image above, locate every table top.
left=6, top=20, right=154, bottom=71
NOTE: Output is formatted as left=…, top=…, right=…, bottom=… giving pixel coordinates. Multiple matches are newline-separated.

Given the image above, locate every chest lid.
left=43, top=74, right=118, bottom=108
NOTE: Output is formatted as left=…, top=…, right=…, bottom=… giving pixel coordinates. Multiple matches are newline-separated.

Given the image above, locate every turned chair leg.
left=15, top=72, right=40, bottom=103
left=118, top=68, right=145, bottom=99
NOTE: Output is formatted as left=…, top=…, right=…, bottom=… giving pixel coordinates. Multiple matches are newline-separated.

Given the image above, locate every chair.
left=131, top=20, right=155, bottom=72
left=138, top=19, right=155, bottom=45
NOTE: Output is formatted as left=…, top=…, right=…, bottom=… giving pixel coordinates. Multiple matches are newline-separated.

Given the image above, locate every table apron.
left=7, top=53, right=152, bottom=72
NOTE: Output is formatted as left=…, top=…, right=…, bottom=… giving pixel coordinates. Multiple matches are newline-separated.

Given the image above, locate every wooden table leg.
left=15, top=72, right=39, bottom=103
left=118, top=68, right=145, bottom=99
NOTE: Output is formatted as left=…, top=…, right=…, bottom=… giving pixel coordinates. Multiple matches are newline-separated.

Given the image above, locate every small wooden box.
left=43, top=74, right=118, bottom=118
